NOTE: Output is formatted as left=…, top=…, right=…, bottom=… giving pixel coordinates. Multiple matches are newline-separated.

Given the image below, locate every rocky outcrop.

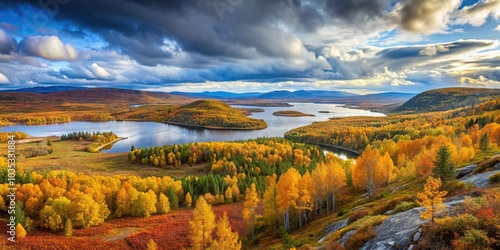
left=360, top=207, right=426, bottom=250
left=318, top=218, right=348, bottom=243
left=459, top=169, right=500, bottom=188
left=455, top=164, right=477, bottom=179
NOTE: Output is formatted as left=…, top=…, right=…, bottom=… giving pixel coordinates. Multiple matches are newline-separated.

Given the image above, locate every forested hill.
left=394, top=87, right=500, bottom=113
left=164, top=100, right=267, bottom=129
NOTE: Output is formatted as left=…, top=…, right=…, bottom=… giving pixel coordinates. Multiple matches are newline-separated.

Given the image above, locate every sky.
left=0, top=0, right=499, bottom=94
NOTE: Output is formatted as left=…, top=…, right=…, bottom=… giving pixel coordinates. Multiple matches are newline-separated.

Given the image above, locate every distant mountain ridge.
left=395, top=87, right=500, bottom=113
left=2, top=86, right=88, bottom=93
left=1, top=86, right=415, bottom=105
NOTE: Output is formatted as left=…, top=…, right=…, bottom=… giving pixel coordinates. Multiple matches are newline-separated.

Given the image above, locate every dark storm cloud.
left=324, top=0, right=388, bottom=23
left=0, top=0, right=385, bottom=67
left=0, top=0, right=330, bottom=66
left=0, top=29, right=16, bottom=54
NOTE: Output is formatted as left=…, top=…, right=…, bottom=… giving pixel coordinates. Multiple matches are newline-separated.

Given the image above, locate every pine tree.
left=210, top=212, right=241, bottom=250
left=242, top=183, right=259, bottom=239
left=16, top=223, right=27, bottom=238
left=432, top=146, right=454, bottom=182
left=64, top=218, right=73, bottom=237
left=480, top=133, right=489, bottom=151
left=417, top=176, right=447, bottom=224
left=189, top=197, right=215, bottom=250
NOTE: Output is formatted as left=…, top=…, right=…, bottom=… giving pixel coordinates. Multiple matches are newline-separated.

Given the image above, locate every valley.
left=0, top=87, right=499, bottom=250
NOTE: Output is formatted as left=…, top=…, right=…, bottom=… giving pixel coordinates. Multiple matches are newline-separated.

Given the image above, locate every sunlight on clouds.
left=89, top=63, right=112, bottom=79
left=419, top=44, right=452, bottom=56
left=454, top=0, right=500, bottom=27
left=21, top=36, right=79, bottom=61
left=0, top=72, right=9, bottom=83
left=395, top=0, right=461, bottom=34
left=460, top=75, right=500, bottom=85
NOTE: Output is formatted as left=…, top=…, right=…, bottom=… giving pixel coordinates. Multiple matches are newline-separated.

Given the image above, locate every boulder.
left=455, top=164, right=477, bottom=179
left=360, top=207, right=426, bottom=250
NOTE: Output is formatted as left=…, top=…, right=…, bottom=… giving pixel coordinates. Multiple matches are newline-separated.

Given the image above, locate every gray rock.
left=384, top=210, right=393, bottom=215
left=413, top=228, right=422, bottom=242
left=408, top=245, right=414, bottom=250
left=455, top=164, right=477, bottom=179
left=319, top=218, right=348, bottom=243
left=460, top=169, right=500, bottom=188
left=338, top=230, right=355, bottom=246
left=493, top=162, right=500, bottom=171
left=360, top=198, right=466, bottom=250
left=360, top=206, right=427, bottom=250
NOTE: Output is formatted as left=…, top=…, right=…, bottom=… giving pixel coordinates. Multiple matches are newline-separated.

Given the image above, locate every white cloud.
left=419, top=44, right=452, bottom=56
left=495, top=25, right=500, bottom=31
left=89, top=63, right=112, bottom=79
left=0, top=72, right=9, bottom=83
left=21, top=36, right=79, bottom=61
left=460, top=75, right=500, bottom=85
left=454, top=0, right=500, bottom=27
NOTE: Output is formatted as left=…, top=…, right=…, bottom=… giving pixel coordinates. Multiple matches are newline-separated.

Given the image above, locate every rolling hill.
left=395, top=87, right=500, bottom=113
left=164, top=100, right=267, bottom=129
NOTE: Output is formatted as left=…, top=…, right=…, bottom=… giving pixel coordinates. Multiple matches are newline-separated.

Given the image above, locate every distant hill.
left=395, top=88, right=500, bottom=113
left=0, top=88, right=192, bottom=107
left=362, top=92, right=416, bottom=99
left=165, top=100, right=267, bottom=129
left=256, top=90, right=358, bottom=99
left=2, top=86, right=88, bottom=93
left=169, top=91, right=263, bottom=99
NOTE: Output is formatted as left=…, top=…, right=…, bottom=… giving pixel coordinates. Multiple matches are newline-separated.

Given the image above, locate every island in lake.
left=272, top=110, right=315, bottom=117
left=165, top=100, right=267, bottom=130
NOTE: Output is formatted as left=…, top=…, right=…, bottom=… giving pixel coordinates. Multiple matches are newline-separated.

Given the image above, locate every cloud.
left=0, top=29, right=16, bottom=54
left=20, top=36, right=78, bottom=61
left=324, top=0, right=388, bottom=23
left=460, top=75, right=500, bottom=85
left=89, top=63, right=112, bottom=79
left=0, top=72, right=9, bottom=83
left=395, top=0, right=461, bottom=34
left=60, top=62, right=114, bottom=80
left=419, top=44, right=452, bottom=56
left=495, top=25, right=500, bottom=31
left=454, top=0, right=500, bottom=27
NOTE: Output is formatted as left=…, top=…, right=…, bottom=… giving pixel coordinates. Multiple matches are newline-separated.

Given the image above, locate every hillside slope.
left=395, top=87, right=500, bottom=113
left=164, top=100, right=267, bottom=129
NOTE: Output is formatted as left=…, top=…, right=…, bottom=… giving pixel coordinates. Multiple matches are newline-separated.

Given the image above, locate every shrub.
left=372, top=195, right=416, bottom=215
left=348, top=210, right=370, bottom=224
left=325, top=242, right=345, bottom=250
left=435, top=214, right=479, bottom=238
left=489, top=172, right=500, bottom=183
left=453, top=229, right=490, bottom=250
left=442, top=180, right=467, bottom=196
left=392, top=201, right=418, bottom=214
left=345, top=225, right=376, bottom=250
left=337, top=208, right=349, bottom=217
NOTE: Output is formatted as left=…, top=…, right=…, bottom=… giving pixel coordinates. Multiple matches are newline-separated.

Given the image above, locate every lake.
left=0, top=103, right=384, bottom=155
